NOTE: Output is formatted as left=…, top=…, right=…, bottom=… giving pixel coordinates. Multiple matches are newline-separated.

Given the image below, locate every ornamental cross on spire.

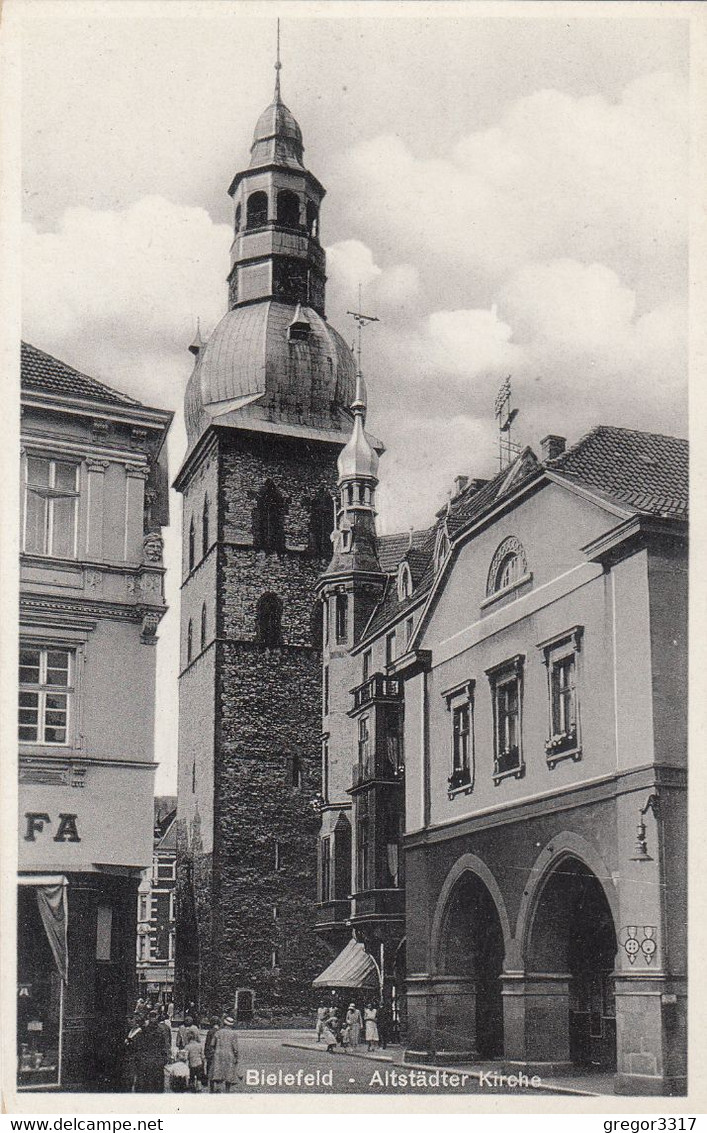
left=347, top=283, right=379, bottom=403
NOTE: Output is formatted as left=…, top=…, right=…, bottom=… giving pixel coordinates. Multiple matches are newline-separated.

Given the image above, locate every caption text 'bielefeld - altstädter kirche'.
left=174, top=57, right=687, bottom=1096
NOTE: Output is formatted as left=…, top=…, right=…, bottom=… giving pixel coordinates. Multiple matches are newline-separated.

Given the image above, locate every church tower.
left=173, top=53, right=363, bottom=1014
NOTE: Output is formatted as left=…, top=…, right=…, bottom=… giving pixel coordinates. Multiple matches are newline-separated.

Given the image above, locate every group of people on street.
left=125, top=1006, right=240, bottom=1093
left=315, top=1002, right=385, bottom=1053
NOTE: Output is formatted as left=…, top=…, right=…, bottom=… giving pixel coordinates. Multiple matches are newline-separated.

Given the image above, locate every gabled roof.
left=360, top=424, right=688, bottom=650
left=549, top=426, right=688, bottom=519
left=21, top=341, right=144, bottom=408
left=377, top=528, right=431, bottom=574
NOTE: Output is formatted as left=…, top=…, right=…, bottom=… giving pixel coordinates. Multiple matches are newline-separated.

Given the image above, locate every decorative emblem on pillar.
left=620, top=925, right=658, bottom=965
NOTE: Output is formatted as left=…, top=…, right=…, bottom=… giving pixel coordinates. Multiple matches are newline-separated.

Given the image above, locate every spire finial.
left=347, top=285, right=379, bottom=416
left=274, top=18, right=282, bottom=102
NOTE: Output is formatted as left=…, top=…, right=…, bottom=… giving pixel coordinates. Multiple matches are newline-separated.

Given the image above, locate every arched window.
left=434, top=524, right=450, bottom=574
left=277, top=190, right=300, bottom=228
left=486, top=536, right=529, bottom=597
left=397, top=560, right=413, bottom=601
left=252, top=482, right=286, bottom=554
left=306, top=201, right=319, bottom=238
left=188, top=518, right=195, bottom=573
left=200, top=603, right=207, bottom=651
left=309, top=491, right=334, bottom=557
left=246, top=191, right=268, bottom=229
left=257, top=593, right=282, bottom=649
left=202, top=495, right=210, bottom=559
left=235, top=203, right=242, bottom=232
left=187, top=619, right=193, bottom=664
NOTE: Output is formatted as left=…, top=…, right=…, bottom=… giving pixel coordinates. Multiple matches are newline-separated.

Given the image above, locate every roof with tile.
left=549, top=425, right=688, bottom=519
left=361, top=425, right=687, bottom=646
left=21, top=341, right=145, bottom=408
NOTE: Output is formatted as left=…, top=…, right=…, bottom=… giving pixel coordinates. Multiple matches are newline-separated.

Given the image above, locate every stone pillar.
left=614, top=973, right=687, bottom=1096
left=124, top=463, right=148, bottom=563
left=404, top=975, right=477, bottom=1062
left=85, top=459, right=108, bottom=560
left=501, top=972, right=573, bottom=1071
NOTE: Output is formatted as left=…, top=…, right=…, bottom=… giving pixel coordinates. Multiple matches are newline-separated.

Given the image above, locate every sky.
left=19, top=4, right=690, bottom=790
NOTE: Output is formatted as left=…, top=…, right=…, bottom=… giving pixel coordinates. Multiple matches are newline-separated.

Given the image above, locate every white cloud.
left=22, top=196, right=232, bottom=407
left=333, top=71, right=687, bottom=305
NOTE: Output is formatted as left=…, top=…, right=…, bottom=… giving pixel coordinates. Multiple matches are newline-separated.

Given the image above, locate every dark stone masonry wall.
left=176, top=429, right=341, bottom=1017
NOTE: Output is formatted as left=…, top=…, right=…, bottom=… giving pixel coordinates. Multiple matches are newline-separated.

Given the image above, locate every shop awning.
left=312, top=937, right=379, bottom=989
left=18, top=874, right=68, bottom=984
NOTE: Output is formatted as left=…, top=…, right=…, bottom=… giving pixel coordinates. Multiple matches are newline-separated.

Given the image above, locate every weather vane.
left=495, top=375, right=520, bottom=470
left=347, top=284, right=379, bottom=378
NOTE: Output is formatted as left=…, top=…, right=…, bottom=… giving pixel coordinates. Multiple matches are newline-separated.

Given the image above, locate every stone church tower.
left=173, top=66, right=360, bottom=1014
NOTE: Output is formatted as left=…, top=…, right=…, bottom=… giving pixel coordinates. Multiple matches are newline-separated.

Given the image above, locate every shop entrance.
left=17, top=887, right=62, bottom=1088
left=527, top=857, right=617, bottom=1069
left=440, top=872, right=504, bottom=1057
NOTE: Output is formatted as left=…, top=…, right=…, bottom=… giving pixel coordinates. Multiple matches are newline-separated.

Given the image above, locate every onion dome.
left=184, top=300, right=358, bottom=448
left=337, top=370, right=379, bottom=483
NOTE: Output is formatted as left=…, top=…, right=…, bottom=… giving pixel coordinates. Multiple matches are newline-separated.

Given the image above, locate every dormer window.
left=397, top=560, right=413, bottom=601
left=434, top=525, right=450, bottom=573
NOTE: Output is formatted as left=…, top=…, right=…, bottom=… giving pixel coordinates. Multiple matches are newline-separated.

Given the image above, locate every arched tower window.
left=486, top=537, right=529, bottom=597
left=235, top=203, right=242, bottom=232
left=188, top=517, right=195, bottom=573
left=246, top=191, right=268, bottom=229
left=277, top=190, right=300, bottom=228
left=309, top=491, right=334, bottom=557
left=257, top=593, right=283, bottom=649
left=200, top=603, right=207, bottom=651
left=187, top=619, right=193, bottom=664
left=252, top=482, right=286, bottom=554
left=397, top=560, right=413, bottom=601
left=306, top=201, right=319, bottom=239
left=202, top=495, right=210, bottom=558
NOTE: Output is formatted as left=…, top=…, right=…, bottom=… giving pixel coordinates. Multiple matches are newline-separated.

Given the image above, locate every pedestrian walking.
left=176, top=1016, right=194, bottom=1050
left=166, top=1000, right=175, bottom=1022
left=157, top=1010, right=172, bottom=1062
left=185, top=1034, right=205, bottom=1091
left=204, top=1016, right=220, bottom=1082
left=345, top=1003, right=363, bottom=1050
left=208, top=1016, right=240, bottom=1093
left=364, top=1003, right=379, bottom=1051
left=321, top=1012, right=339, bottom=1053
left=124, top=1013, right=144, bottom=1091
left=133, top=1011, right=169, bottom=1093
left=315, top=1004, right=328, bottom=1042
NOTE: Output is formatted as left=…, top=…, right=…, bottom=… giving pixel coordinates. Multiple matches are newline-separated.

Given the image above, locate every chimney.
left=453, top=475, right=469, bottom=497
left=540, top=434, right=566, bottom=461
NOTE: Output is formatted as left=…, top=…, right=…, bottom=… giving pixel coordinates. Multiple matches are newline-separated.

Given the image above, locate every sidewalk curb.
left=281, top=1041, right=601, bottom=1097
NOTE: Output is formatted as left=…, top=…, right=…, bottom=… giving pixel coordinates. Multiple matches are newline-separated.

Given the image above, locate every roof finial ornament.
left=274, top=18, right=282, bottom=102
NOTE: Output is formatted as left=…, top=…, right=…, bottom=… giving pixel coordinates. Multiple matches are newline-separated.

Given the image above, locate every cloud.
left=326, top=239, right=420, bottom=316
left=22, top=196, right=232, bottom=408
left=331, top=71, right=687, bottom=307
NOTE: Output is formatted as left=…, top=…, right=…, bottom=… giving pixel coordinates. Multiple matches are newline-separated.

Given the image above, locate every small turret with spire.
left=325, top=366, right=382, bottom=581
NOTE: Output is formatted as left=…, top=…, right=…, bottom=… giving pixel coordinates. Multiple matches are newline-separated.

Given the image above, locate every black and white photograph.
left=3, top=0, right=702, bottom=1113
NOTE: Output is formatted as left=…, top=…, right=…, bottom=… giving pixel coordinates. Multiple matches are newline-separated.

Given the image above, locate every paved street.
left=198, top=1029, right=605, bottom=1097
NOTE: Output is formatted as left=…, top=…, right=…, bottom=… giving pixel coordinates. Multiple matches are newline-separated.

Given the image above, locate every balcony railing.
left=351, top=673, right=403, bottom=712
left=352, top=746, right=404, bottom=788
left=351, top=888, right=405, bottom=920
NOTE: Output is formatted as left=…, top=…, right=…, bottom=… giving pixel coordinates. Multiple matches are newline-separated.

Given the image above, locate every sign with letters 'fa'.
left=23, top=813, right=81, bottom=843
